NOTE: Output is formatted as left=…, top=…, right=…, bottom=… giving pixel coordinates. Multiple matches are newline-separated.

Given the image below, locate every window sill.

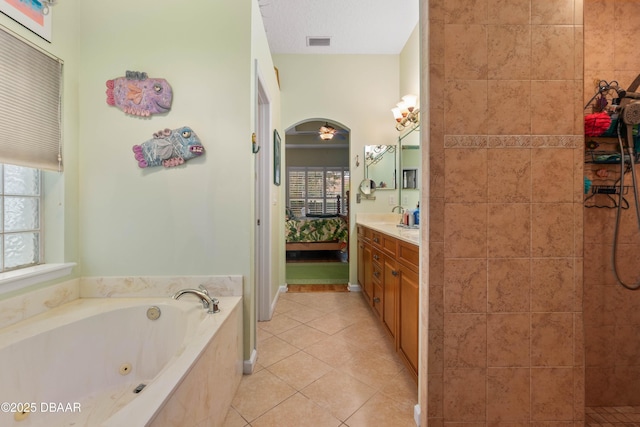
left=0, top=263, right=76, bottom=295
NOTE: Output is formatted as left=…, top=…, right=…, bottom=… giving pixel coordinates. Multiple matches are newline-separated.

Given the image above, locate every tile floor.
left=223, top=290, right=418, bottom=427
left=585, top=406, right=640, bottom=426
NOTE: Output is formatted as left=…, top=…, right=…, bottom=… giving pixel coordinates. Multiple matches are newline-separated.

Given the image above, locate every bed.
left=285, top=214, right=349, bottom=252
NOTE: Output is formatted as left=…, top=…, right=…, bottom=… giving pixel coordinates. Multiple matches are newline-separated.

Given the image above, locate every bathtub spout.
left=172, top=289, right=220, bottom=314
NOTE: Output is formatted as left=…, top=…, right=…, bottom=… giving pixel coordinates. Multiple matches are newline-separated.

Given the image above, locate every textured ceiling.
left=258, top=0, right=419, bottom=55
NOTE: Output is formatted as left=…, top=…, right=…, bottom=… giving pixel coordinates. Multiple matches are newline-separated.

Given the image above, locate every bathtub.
left=0, top=295, right=243, bottom=427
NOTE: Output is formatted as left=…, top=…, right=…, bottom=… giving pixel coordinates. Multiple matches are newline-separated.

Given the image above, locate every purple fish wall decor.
left=133, top=127, right=204, bottom=168
left=106, top=71, right=173, bottom=117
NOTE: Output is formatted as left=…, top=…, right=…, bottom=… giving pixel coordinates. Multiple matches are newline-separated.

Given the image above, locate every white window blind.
left=286, top=167, right=350, bottom=215
left=0, top=27, right=62, bottom=171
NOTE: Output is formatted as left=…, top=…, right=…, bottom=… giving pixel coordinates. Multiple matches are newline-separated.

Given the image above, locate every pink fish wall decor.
left=106, top=71, right=173, bottom=117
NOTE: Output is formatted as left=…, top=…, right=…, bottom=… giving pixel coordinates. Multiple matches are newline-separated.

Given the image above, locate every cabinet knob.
left=392, top=270, right=398, bottom=276
left=373, top=297, right=381, bottom=303
left=373, top=237, right=379, bottom=243
left=373, top=255, right=379, bottom=260
left=374, top=271, right=380, bottom=278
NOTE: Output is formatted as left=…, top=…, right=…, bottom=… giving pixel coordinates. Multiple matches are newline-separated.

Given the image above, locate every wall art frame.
left=0, top=0, right=51, bottom=42
left=273, top=129, right=281, bottom=186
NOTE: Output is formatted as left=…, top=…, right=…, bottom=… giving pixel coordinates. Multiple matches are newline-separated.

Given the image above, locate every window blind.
left=0, top=27, right=62, bottom=172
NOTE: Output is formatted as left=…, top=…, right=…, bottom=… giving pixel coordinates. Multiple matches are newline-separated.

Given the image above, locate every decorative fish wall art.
left=106, top=71, right=173, bottom=117
left=133, top=127, right=204, bottom=168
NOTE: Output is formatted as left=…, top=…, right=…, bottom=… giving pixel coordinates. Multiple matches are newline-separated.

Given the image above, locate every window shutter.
left=0, top=27, right=62, bottom=172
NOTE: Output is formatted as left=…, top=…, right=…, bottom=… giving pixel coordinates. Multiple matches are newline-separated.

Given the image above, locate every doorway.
left=283, top=119, right=350, bottom=287
left=255, top=65, right=272, bottom=323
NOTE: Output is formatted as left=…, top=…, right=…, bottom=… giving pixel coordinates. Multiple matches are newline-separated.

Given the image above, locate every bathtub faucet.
left=172, top=289, right=220, bottom=314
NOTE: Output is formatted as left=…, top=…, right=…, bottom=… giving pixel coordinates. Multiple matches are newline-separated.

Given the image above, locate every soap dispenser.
left=414, top=202, right=420, bottom=225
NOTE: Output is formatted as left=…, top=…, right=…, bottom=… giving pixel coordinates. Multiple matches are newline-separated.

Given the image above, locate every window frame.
left=286, top=166, right=350, bottom=215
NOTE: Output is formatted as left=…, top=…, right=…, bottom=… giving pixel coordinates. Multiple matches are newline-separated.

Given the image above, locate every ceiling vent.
left=307, top=37, right=331, bottom=47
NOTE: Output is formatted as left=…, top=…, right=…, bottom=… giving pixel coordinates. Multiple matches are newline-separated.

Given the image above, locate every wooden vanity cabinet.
left=357, top=225, right=373, bottom=305
left=397, top=241, right=419, bottom=378
left=357, top=224, right=419, bottom=381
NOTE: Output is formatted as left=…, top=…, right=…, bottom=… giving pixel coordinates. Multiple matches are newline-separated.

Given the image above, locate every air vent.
left=307, top=37, right=331, bottom=47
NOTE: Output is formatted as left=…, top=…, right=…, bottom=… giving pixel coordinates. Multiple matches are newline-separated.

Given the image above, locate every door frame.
left=255, top=62, right=273, bottom=323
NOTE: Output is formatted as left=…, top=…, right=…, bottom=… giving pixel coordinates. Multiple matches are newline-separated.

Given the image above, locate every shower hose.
left=613, top=104, right=640, bottom=290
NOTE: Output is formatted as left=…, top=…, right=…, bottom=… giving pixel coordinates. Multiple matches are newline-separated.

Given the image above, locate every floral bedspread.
left=285, top=216, right=348, bottom=248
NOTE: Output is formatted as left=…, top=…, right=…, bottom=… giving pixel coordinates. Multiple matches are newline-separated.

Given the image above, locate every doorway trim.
left=255, top=62, right=273, bottom=323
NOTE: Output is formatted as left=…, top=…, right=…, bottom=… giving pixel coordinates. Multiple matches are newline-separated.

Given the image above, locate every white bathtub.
left=0, top=295, right=243, bottom=427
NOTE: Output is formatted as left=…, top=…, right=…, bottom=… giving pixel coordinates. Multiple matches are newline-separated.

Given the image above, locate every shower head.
left=621, top=102, right=640, bottom=126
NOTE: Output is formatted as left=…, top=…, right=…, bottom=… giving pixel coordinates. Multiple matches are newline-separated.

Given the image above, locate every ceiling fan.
left=319, top=122, right=337, bottom=140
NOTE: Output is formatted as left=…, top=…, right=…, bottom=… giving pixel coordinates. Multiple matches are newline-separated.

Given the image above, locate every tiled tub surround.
left=427, top=0, right=585, bottom=424
left=0, top=276, right=243, bottom=426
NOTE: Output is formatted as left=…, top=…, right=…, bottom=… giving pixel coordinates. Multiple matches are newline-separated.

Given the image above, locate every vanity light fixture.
left=40, top=0, right=58, bottom=15
left=392, top=94, right=420, bottom=131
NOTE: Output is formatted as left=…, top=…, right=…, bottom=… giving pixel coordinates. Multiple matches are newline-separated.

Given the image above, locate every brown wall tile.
left=531, top=313, right=574, bottom=367
left=487, top=149, right=531, bottom=203
left=487, top=203, right=531, bottom=258
left=444, top=149, right=487, bottom=203
left=531, top=258, right=575, bottom=312
left=444, top=259, right=487, bottom=313
left=444, top=203, right=487, bottom=258
left=487, top=313, right=530, bottom=367
left=444, top=313, right=487, bottom=368
left=443, top=368, right=487, bottom=421
left=487, top=258, right=530, bottom=312
left=531, top=368, right=574, bottom=421
left=487, top=368, right=530, bottom=421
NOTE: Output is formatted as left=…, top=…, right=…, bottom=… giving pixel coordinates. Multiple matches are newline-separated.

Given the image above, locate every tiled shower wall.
left=427, top=0, right=585, bottom=424
left=583, top=0, right=640, bottom=408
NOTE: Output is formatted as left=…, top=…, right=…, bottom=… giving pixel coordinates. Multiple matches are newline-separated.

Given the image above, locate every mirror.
left=399, top=127, right=420, bottom=207
left=359, top=179, right=376, bottom=195
left=365, top=145, right=397, bottom=189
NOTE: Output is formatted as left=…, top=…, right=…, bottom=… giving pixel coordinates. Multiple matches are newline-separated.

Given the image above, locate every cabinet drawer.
left=372, top=261, right=383, bottom=283
left=371, top=248, right=383, bottom=265
left=381, top=234, right=397, bottom=257
left=371, top=231, right=382, bottom=246
left=398, top=241, right=419, bottom=272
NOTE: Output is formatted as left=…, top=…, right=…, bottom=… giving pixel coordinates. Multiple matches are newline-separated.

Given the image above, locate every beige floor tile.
left=277, top=323, right=330, bottom=349
left=337, top=351, right=405, bottom=390
left=251, top=392, right=342, bottom=427
left=256, top=327, right=273, bottom=343
left=258, top=313, right=302, bottom=335
left=301, top=369, right=377, bottom=421
left=285, top=305, right=326, bottom=323
left=379, top=367, right=419, bottom=405
left=267, top=351, right=333, bottom=390
left=231, top=291, right=419, bottom=427
left=256, top=335, right=300, bottom=367
left=273, top=298, right=307, bottom=315
left=231, top=369, right=296, bottom=422
left=306, top=311, right=362, bottom=335
left=222, top=406, right=248, bottom=427
left=345, top=392, right=416, bottom=427
left=303, top=336, right=359, bottom=367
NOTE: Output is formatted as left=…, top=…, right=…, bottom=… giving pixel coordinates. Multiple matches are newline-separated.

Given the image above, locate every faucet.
left=391, top=205, right=403, bottom=213
left=172, top=288, right=220, bottom=313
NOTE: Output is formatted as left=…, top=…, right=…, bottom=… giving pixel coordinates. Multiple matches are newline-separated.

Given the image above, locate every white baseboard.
left=347, top=282, right=361, bottom=292
left=243, top=348, right=257, bottom=374
left=414, top=404, right=420, bottom=426
left=279, top=285, right=288, bottom=293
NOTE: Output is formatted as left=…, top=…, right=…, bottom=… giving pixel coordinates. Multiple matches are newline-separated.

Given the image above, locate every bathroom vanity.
left=356, top=216, right=419, bottom=382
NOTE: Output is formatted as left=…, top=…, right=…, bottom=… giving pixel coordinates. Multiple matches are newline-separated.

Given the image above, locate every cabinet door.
left=383, top=255, right=398, bottom=340
left=398, top=262, right=419, bottom=378
left=362, top=243, right=373, bottom=304
left=357, top=239, right=365, bottom=288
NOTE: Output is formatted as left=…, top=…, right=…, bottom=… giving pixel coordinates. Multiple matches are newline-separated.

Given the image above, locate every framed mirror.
left=364, top=144, right=397, bottom=190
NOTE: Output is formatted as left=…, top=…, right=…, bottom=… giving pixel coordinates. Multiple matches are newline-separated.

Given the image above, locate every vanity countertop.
left=356, top=213, right=420, bottom=245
